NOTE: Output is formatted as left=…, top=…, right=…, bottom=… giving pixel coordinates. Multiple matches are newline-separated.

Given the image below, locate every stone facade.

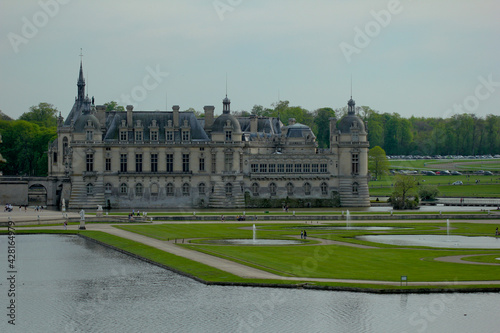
left=48, top=62, right=370, bottom=209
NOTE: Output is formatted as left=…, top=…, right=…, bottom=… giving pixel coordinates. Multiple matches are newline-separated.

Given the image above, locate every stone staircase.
left=209, top=181, right=245, bottom=209
left=68, top=179, right=106, bottom=209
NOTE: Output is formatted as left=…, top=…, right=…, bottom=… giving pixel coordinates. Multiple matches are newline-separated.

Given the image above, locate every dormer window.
left=120, top=130, right=128, bottom=141
left=135, top=131, right=143, bottom=141
left=86, top=130, right=93, bottom=141
left=225, top=130, right=232, bottom=141
left=182, top=130, right=190, bottom=141
left=150, top=130, right=158, bottom=141
left=166, top=130, right=173, bottom=142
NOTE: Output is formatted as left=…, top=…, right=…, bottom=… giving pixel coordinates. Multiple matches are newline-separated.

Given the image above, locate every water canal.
left=1, top=235, right=499, bottom=332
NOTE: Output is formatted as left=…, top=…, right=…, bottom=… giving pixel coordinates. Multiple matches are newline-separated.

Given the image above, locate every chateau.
left=48, top=62, right=370, bottom=209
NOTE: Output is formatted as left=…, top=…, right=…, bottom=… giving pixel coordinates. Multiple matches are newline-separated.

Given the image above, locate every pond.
left=1, top=234, right=499, bottom=332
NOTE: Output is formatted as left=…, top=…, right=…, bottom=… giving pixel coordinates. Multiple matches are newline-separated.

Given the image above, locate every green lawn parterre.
left=115, top=221, right=500, bottom=286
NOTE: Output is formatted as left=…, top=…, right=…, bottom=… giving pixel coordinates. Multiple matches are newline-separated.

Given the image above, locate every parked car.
left=451, top=171, right=462, bottom=175
left=473, top=170, right=485, bottom=175
left=452, top=181, right=463, bottom=185
left=484, top=171, right=493, bottom=175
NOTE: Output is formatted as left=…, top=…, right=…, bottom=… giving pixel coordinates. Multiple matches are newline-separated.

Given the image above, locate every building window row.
left=119, top=129, right=192, bottom=142
left=250, top=163, right=328, bottom=174
left=250, top=182, right=329, bottom=196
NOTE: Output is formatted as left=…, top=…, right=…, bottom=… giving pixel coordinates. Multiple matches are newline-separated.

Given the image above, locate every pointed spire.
left=223, top=73, right=230, bottom=114
left=347, top=74, right=355, bottom=115
left=77, top=49, right=85, bottom=102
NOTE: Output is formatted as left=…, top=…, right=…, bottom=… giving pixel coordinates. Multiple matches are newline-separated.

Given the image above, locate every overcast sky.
left=1, top=0, right=499, bottom=120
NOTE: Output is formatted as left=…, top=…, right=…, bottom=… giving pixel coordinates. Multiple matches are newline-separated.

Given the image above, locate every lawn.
left=117, top=222, right=500, bottom=284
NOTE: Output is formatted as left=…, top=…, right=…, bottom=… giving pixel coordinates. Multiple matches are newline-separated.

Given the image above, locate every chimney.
left=126, top=105, right=133, bottom=127
left=172, top=105, right=180, bottom=128
left=204, top=105, right=214, bottom=130
left=250, top=115, right=258, bottom=133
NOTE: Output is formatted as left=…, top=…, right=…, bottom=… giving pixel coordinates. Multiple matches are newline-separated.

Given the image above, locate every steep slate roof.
left=103, top=111, right=209, bottom=142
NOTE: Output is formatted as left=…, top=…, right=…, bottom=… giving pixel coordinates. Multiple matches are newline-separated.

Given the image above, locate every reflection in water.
left=0, top=235, right=499, bottom=332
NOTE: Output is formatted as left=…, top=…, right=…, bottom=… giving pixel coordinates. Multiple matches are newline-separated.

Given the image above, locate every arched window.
left=198, top=183, right=206, bottom=195
left=105, top=183, right=112, bottom=193
left=286, top=182, right=294, bottom=196
left=120, top=183, right=128, bottom=194
left=166, top=183, right=174, bottom=196
left=251, top=183, right=259, bottom=196
left=321, top=182, right=328, bottom=196
left=182, top=183, right=190, bottom=196
left=269, top=183, right=277, bottom=196
left=225, top=183, right=233, bottom=197
left=86, top=183, right=93, bottom=195
left=304, top=182, right=311, bottom=195
left=352, top=182, right=359, bottom=195
left=135, top=183, right=143, bottom=196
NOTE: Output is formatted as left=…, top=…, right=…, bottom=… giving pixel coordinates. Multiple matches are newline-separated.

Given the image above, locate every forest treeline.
left=0, top=101, right=499, bottom=176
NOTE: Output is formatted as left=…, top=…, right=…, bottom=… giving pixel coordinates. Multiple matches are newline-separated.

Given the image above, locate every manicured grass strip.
left=80, top=230, right=245, bottom=283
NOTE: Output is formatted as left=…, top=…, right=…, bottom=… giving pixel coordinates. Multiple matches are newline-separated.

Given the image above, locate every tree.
left=104, top=101, right=125, bottom=112
left=418, top=185, right=439, bottom=201
left=389, top=174, right=420, bottom=209
left=0, top=120, right=56, bottom=176
left=368, top=146, right=389, bottom=180
left=19, top=103, right=58, bottom=128
left=313, top=107, right=335, bottom=148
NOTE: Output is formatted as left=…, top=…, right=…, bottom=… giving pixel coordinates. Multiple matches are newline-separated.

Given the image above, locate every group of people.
left=300, top=230, right=307, bottom=239
left=282, top=204, right=290, bottom=213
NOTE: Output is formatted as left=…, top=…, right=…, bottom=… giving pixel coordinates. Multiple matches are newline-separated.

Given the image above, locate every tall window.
left=225, top=130, right=232, bottom=141
left=86, top=153, right=94, bottom=172
left=166, top=183, right=174, bottom=196
left=286, top=182, right=294, bottom=196
left=86, top=131, right=93, bottom=141
left=120, top=154, right=127, bottom=172
left=182, top=130, right=190, bottom=141
left=225, top=183, right=232, bottom=197
left=105, top=158, right=111, bottom=171
left=198, top=183, right=206, bottom=195
left=135, top=183, right=143, bottom=196
left=269, top=164, right=276, bottom=173
left=303, top=164, right=310, bottom=173
left=286, top=164, right=293, bottom=173
left=86, top=183, right=93, bottom=195
left=312, top=164, right=319, bottom=173
left=150, top=153, right=158, bottom=173
left=166, top=130, right=173, bottom=142
left=135, top=154, right=143, bottom=172
left=352, top=154, right=359, bottom=174
left=182, top=154, right=190, bottom=172
left=277, top=164, right=284, bottom=173
left=120, top=130, right=127, bottom=141
left=199, top=157, right=205, bottom=172
left=320, top=163, right=328, bottom=173
left=105, top=183, right=112, bottom=193
left=321, top=182, right=328, bottom=196
left=182, top=183, right=190, bottom=196
left=294, top=164, right=302, bottom=173
left=259, top=164, right=267, bottom=173
left=251, top=164, right=258, bottom=173
left=251, top=183, right=259, bottom=196
left=150, top=130, right=158, bottom=141
left=135, top=131, right=143, bottom=141
left=304, top=183, right=311, bottom=195
left=224, top=152, right=233, bottom=171
left=211, top=153, right=216, bottom=173
left=269, top=183, right=277, bottom=196
left=120, top=183, right=128, bottom=194
left=53, top=152, right=57, bottom=164
left=166, top=153, right=173, bottom=173
left=352, top=182, right=359, bottom=195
